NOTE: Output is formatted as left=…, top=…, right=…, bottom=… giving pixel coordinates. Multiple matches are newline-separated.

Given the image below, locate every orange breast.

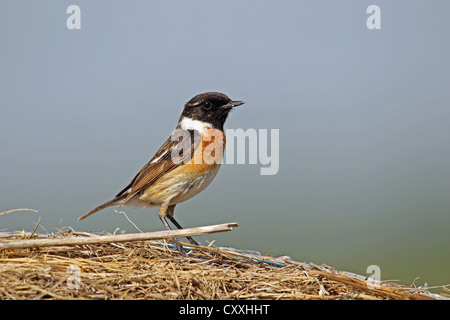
left=187, top=127, right=226, bottom=174
left=139, top=128, right=226, bottom=205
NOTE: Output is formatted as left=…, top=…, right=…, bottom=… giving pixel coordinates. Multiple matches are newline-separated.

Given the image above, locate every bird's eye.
left=202, top=101, right=212, bottom=110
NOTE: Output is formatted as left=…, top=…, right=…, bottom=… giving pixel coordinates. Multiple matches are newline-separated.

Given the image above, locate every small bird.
left=78, top=92, right=245, bottom=247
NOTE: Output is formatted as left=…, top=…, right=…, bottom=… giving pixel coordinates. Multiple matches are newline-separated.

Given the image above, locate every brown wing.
left=78, top=130, right=199, bottom=222
left=118, top=130, right=199, bottom=205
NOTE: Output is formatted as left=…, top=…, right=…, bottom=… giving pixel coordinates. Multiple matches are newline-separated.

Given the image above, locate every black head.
left=179, top=92, right=245, bottom=130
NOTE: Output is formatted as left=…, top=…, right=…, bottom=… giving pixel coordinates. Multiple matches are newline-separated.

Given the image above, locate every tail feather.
left=78, top=196, right=124, bottom=222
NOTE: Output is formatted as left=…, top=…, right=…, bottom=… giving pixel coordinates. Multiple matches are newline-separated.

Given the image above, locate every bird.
left=78, top=92, right=245, bottom=248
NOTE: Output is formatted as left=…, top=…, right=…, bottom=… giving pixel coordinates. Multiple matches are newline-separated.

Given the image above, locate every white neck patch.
left=179, top=117, right=212, bottom=133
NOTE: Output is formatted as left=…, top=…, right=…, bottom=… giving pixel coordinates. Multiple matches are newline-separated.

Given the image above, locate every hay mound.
left=0, top=232, right=446, bottom=300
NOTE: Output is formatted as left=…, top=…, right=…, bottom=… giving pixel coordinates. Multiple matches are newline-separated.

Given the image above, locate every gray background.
left=1, top=1, right=449, bottom=290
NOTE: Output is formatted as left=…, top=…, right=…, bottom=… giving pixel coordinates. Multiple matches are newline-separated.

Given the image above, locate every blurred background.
left=1, top=1, right=449, bottom=291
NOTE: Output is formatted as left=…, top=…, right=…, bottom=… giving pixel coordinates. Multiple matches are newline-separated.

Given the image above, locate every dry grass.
left=0, top=230, right=447, bottom=300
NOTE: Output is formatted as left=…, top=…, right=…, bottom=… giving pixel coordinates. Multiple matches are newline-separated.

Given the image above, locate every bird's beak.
left=231, top=100, right=245, bottom=107
left=223, top=100, right=245, bottom=109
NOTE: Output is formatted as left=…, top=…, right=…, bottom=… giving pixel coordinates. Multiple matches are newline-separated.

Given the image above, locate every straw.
left=1, top=227, right=447, bottom=300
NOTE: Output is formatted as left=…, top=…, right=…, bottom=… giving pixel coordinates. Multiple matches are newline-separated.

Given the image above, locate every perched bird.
left=78, top=92, right=245, bottom=247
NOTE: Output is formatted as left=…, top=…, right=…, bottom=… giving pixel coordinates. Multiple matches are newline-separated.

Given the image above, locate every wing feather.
left=118, top=130, right=198, bottom=205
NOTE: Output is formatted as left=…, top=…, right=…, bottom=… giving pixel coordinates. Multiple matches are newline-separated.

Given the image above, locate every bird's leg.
left=167, top=204, right=199, bottom=246
left=159, top=201, right=184, bottom=253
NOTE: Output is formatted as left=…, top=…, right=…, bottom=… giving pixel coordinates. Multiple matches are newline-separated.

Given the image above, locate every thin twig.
left=114, top=209, right=143, bottom=233
left=28, top=216, right=42, bottom=239
left=0, top=208, right=39, bottom=216
left=0, top=222, right=239, bottom=250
